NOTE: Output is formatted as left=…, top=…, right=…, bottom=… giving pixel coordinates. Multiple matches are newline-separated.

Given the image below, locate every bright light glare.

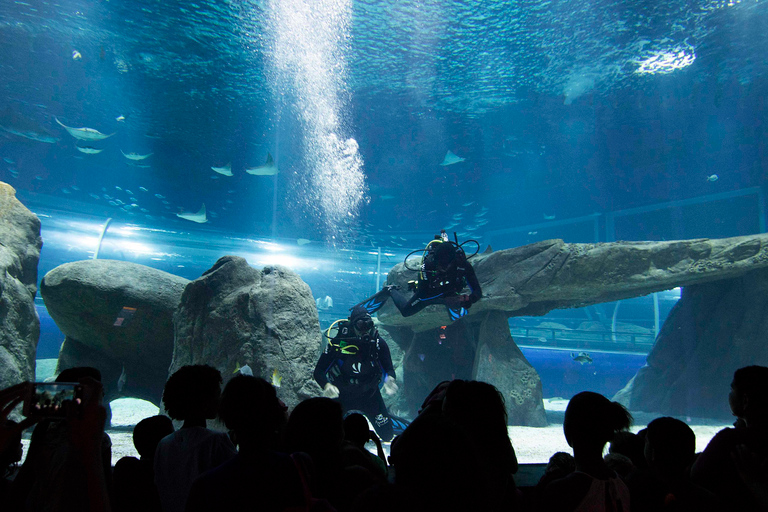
left=635, top=46, right=695, bottom=75
left=46, top=231, right=99, bottom=251
left=252, top=253, right=304, bottom=269
left=108, top=240, right=180, bottom=258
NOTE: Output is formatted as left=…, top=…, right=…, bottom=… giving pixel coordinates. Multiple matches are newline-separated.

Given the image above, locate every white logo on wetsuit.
left=352, top=362, right=361, bottom=374
left=375, top=414, right=389, bottom=426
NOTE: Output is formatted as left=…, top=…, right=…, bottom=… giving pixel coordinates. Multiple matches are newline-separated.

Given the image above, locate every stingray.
left=121, top=150, right=153, bottom=161
left=176, top=204, right=207, bottom=223
left=55, top=117, right=114, bottom=141
left=0, top=107, right=59, bottom=143
left=246, top=153, right=278, bottom=176
left=440, top=150, right=465, bottom=166
left=76, top=146, right=104, bottom=154
left=211, top=162, right=233, bottom=176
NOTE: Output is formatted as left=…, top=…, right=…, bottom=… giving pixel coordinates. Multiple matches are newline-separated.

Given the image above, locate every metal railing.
left=511, top=326, right=655, bottom=354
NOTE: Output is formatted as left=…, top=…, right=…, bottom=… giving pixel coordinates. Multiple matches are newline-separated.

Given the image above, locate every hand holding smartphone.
left=23, top=382, right=84, bottom=419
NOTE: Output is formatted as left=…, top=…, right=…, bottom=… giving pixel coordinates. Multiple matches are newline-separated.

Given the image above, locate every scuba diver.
left=357, top=230, right=482, bottom=322
left=313, top=306, right=408, bottom=442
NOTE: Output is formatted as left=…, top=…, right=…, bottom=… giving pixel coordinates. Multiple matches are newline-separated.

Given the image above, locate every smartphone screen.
left=23, top=382, right=84, bottom=418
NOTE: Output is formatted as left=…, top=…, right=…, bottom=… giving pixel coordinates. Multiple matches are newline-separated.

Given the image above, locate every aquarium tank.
left=2, top=0, right=767, bottom=463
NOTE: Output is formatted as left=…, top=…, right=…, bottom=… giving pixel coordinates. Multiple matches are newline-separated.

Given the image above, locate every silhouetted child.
left=691, top=365, right=768, bottom=511
left=113, top=415, right=174, bottom=512
left=537, top=391, right=632, bottom=512
left=284, top=397, right=361, bottom=511
left=343, top=412, right=388, bottom=480
left=185, top=375, right=305, bottom=512
left=609, top=429, right=647, bottom=470
left=154, top=365, right=236, bottom=512
left=628, top=416, right=722, bottom=512
left=537, top=452, right=576, bottom=489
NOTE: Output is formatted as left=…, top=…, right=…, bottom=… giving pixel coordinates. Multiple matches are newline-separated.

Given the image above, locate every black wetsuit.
left=313, top=322, right=397, bottom=441
left=361, top=242, right=482, bottom=321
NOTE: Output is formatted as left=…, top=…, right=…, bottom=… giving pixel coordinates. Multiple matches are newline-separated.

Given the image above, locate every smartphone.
left=23, top=382, right=84, bottom=418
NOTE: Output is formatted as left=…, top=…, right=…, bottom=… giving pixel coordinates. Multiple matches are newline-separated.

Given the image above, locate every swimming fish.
left=706, top=174, right=719, bottom=182
left=297, top=238, right=311, bottom=245
left=232, top=362, right=254, bottom=376
left=117, top=365, right=127, bottom=393
left=211, top=162, right=233, bottom=176
left=72, top=50, right=82, bottom=60
left=55, top=117, right=115, bottom=141
left=115, top=115, right=125, bottom=122
left=543, top=213, right=556, bottom=220
left=121, top=150, right=153, bottom=160
left=76, top=146, right=104, bottom=154
left=440, top=150, right=466, bottom=166
left=0, top=107, right=59, bottom=143
left=246, top=153, right=278, bottom=176
left=271, top=368, right=282, bottom=388
left=176, top=204, right=207, bottom=223
left=571, top=352, right=593, bottom=365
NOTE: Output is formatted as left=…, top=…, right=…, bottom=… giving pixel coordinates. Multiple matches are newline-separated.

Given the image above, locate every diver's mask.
left=354, top=316, right=374, bottom=335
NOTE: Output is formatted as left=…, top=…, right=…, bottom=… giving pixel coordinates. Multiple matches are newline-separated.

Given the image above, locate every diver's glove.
left=446, top=295, right=472, bottom=310
left=382, top=376, right=398, bottom=396
left=322, top=383, right=340, bottom=399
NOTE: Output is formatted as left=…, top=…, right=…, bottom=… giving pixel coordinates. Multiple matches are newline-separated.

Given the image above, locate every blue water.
left=2, top=0, right=767, bottom=407
left=520, top=347, right=646, bottom=400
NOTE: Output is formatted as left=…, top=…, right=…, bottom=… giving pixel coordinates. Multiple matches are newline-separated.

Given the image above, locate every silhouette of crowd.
left=1, top=364, right=767, bottom=511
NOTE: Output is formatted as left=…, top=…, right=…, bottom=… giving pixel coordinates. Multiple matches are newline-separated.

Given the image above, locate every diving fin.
left=351, top=287, right=392, bottom=314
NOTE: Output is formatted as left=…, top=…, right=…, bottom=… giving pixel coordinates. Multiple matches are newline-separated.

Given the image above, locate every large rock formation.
left=378, top=234, right=768, bottom=425
left=171, top=256, right=322, bottom=410
left=40, top=260, right=189, bottom=406
left=0, top=182, right=42, bottom=392
left=616, top=267, right=768, bottom=419
left=379, top=235, right=768, bottom=330
left=35, top=233, right=768, bottom=426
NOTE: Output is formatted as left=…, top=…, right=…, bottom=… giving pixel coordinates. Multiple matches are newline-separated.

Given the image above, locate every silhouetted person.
left=342, top=412, right=388, bottom=480
left=113, top=415, right=174, bottom=512
left=627, top=416, right=722, bottom=512
left=691, top=365, right=768, bottom=511
left=1, top=419, right=23, bottom=502
left=609, top=429, right=647, bottom=471
left=537, top=452, right=576, bottom=489
left=388, top=410, right=484, bottom=512
left=284, top=397, right=369, bottom=511
left=537, top=391, right=632, bottom=512
left=441, top=379, right=520, bottom=511
left=12, top=367, right=113, bottom=512
left=185, top=375, right=305, bottom=512
left=154, top=365, right=236, bottom=512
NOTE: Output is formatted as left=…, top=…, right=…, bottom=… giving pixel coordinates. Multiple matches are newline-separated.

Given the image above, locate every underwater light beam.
left=265, top=0, right=365, bottom=236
